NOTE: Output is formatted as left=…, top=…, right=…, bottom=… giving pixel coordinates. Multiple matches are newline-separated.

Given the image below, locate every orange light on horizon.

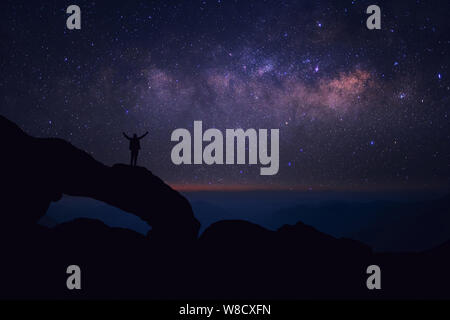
left=169, top=184, right=284, bottom=192
left=169, top=183, right=335, bottom=192
left=168, top=183, right=447, bottom=193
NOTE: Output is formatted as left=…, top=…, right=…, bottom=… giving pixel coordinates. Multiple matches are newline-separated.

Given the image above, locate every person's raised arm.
left=139, top=131, right=149, bottom=139
left=123, top=132, right=131, bottom=140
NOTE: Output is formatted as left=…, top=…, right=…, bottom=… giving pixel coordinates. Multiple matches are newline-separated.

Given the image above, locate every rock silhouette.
left=1, top=114, right=450, bottom=299
left=0, top=115, right=199, bottom=244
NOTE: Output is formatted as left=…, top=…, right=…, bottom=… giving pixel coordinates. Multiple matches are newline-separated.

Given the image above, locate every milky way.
left=1, top=0, right=449, bottom=190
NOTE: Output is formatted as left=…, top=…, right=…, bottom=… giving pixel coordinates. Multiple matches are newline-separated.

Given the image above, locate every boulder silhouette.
left=0, top=115, right=200, bottom=243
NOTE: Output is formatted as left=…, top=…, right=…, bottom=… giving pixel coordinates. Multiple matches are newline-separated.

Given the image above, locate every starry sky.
left=1, top=0, right=449, bottom=191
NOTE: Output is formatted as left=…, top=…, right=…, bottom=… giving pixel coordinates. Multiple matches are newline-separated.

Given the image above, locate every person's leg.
left=130, top=152, right=133, bottom=166
left=134, top=151, right=139, bottom=166
left=131, top=151, right=137, bottom=166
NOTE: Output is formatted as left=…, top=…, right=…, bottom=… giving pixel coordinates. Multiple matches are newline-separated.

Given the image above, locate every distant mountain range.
left=271, top=195, right=450, bottom=251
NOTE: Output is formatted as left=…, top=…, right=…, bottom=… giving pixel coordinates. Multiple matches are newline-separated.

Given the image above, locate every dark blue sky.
left=1, top=0, right=449, bottom=190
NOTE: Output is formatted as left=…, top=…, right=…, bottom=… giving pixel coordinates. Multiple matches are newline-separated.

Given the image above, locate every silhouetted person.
left=123, top=131, right=148, bottom=167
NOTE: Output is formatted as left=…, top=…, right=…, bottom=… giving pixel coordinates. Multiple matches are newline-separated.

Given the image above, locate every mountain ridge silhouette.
left=1, top=114, right=450, bottom=299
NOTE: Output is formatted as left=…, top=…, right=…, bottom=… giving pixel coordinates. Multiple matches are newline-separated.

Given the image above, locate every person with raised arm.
left=123, top=131, right=148, bottom=167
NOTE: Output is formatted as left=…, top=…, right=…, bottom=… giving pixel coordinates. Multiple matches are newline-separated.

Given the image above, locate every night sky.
left=1, top=0, right=449, bottom=191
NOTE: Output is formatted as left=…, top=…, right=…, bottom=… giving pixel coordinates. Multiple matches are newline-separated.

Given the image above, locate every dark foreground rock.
left=1, top=115, right=450, bottom=299
left=0, top=115, right=200, bottom=244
